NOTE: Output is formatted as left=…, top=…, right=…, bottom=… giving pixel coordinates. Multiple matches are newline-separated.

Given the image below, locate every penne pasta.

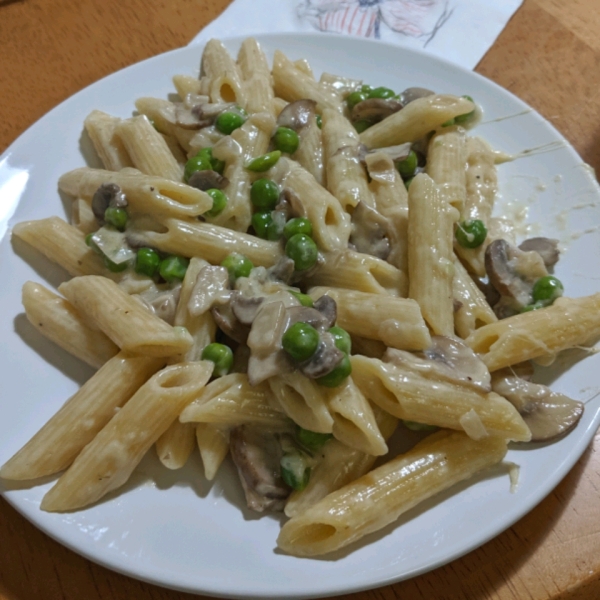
left=277, top=430, right=507, bottom=556
left=40, top=361, right=213, bottom=512
left=59, top=276, right=193, bottom=358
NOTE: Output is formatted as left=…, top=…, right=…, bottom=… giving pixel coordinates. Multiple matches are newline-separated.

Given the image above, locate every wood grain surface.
left=1, top=0, right=600, bottom=599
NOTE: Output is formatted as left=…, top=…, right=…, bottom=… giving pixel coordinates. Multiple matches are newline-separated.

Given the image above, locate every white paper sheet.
left=190, top=0, right=523, bottom=70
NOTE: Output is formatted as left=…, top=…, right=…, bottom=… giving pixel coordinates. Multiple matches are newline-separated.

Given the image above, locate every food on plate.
left=1, top=36, right=594, bottom=557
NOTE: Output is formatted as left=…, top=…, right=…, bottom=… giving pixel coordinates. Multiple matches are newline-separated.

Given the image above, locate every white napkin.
left=189, top=0, right=523, bottom=70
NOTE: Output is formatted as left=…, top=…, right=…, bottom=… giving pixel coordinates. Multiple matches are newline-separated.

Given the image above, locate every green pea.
left=159, top=255, right=189, bottom=282
left=316, top=354, right=352, bottom=388
left=246, top=150, right=281, bottom=172
left=201, top=342, right=234, bottom=377
left=197, top=147, right=225, bottom=174
left=404, top=177, right=414, bottom=191
left=455, top=95, right=476, bottom=125
left=104, top=206, right=128, bottom=231
left=354, top=119, right=372, bottom=133
left=368, top=86, right=396, bottom=99
left=296, top=427, right=333, bottom=452
left=184, top=154, right=211, bottom=182
left=402, top=420, right=439, bottom=432
left=250, top=178, right=280, bottom=210
left=282, top=322, right=320, bottom=362
left=103, top=255, right=128, bottom=273
left=251, top=210, right=273, bottom=239
left=442, top=118, right=456, bottom=127
left=215, top=111, right=245, bottom=135
left=221, top=253, right=253, bottom=280
left=455, top=219, right=487, bottom=249
left=396, top=150, right=418, bottom=179
left=360, top=84, right=373, bottom=94
left=280, top=453, right=310, bottom=491
left=316, top=114, right=322, bottom=129
left=328, top=326, right=351, bottom=354
left=346, top=91, right=367, bottom=111
left=85, top=233, right=99, bottom=253
left=532, top=275, right=564, bottom=305
left=285, top=233, right=318, bottom=271
left=289, top=291, right=313, bottom=307
left=284, top=217, right=313, bottom=240
left=135, top=248, right=160, bottom=278
left=273, top=126, right=300, bottom=154
left=205, top=188, right=227, bottom=217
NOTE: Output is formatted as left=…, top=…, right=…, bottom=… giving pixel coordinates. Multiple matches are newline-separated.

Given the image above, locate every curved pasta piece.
left=310, top=287, right=431, bottom=351
left=277, top=430, right=507, bottom=556
left=40, top=361, right=213, bottom=512
left=180, top=373, right=288, bottom=429
left=351, top=355, right=531, bottom=442
left=268, top=372, right=334, bottom=434
left=59, top=276, right=193, bottom=358
left=466, top=294, right=600, bottom=371
left=359, top=94, right=475, bottom=149
left=306, top=249, right=407, bottom=297
left=59, top=167, right=212, bottom=220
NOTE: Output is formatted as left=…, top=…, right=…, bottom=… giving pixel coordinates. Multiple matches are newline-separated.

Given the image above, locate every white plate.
left=1, top=33, right=600, bottom=600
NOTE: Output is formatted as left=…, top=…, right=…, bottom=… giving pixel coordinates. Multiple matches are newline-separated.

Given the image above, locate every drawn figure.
left=298, top=0, right=454, bottom=46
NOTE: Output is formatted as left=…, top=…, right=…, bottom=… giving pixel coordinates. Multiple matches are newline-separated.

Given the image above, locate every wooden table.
left=1, top=1, right=600, bottom=598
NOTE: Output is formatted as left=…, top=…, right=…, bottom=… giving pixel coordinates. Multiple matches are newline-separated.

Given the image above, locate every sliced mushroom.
left=187, top=170, right=229, bottom=191
left=349, top=201, right=391, bottom=260
left=399, top=87, right=435, bottom=105
left=267, top=256, right=296, bottom=284
left=174, top=103, right=212, bottom=129
left=518, top=237, right=560, bottom=269
left=358, top=142, right=412, bottom=166
left=191, top=101, right=235, bottom=120
left=384, top=336, right=491, bottom=392
left=229, top=425, right=291, bottom=513
left=276, top=99, right=317, bottom=131
left=230, top=291, right=264, bottom=325
left=188, top=265, right=230, bottom=317
left=351, top=98, right=402, bottom=123
left=491, top=369, right=584, bottom=441
left=285, top=306, right=331, bottom=331
left=300, top=332, right=345, bottom=379
left=211, top=304, right=250, bottom=344
left=135, top=284, right=181, bottom=325
left=485, top=239, right=535, bottom=315
left=313, top=294, right=337, bottom=329
left=91, top=183, right=127, bottom=222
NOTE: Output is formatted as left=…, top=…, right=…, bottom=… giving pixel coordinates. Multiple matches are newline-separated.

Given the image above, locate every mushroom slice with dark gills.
left=313, top=294, right=337, bottom=329
left=230, top=291, right=264, bottom=325
left=212, top=304, right=251, bottom=345
left=485, top=239, right=549, bottom=318
left=351, top=98, right=402, bottom=124
left=276, top=99, right=317, bottom=131
left=491, top=369, right=583, bottom=441
left=92, top=182, right=127, bottom=223
left=399, top=87, right=435, bottom=105
left=349, top=201, right=391, bottom=260
left=187, top=169, right=229, bottom=191
left=300, top=331, right=345, bottom=379
left=518, top=237, right=560, bottom=270
left=384, top=335, right=491, bottom=392
left=229, top=425, right=291, bottom=512
left=174, top=100, right=236, bottom=129
left=135, top=284, right=182, bottom=325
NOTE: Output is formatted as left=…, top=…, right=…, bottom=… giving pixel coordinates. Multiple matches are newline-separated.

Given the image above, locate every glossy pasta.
left=1, top=36, right=595, bottom=559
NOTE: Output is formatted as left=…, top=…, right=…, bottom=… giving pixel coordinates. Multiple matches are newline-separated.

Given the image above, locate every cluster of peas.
left=250, top=177, right=319, bottom=272
left=282, top=321, right=352, bottom=388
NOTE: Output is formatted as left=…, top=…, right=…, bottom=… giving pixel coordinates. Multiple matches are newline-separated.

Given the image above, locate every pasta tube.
left=351, top=355, right=531, bottom=441
left=466, top=293, right=600, bottom=371
left=59, top=276, right=193, bottom=358
left=40, top=361, right=213, bottom=512
left=359, top=94, right=475, bottom=149
left=277, top=430, right=507, bottom=556
left=0, top=353, right=164, bottom=480
left=22, top=281, right=119, bottom=369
